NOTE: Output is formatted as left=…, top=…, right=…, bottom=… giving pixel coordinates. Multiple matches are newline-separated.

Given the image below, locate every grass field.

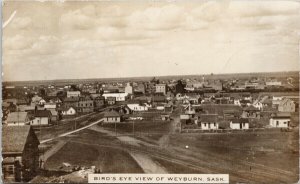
left=101, top=121, right=171, bottom=135
left=160, top=129, right=299, bottom=183
left=44, top=129, right=144, bottom=173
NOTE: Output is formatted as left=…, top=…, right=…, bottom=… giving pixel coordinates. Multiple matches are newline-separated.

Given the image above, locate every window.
left=214, top=123, right=216, bottom=126
left=276, top=121, right=279, bottom=126
left=7, top=165, right=14, bottom=175
left=204, top=123, right=207, bottom=127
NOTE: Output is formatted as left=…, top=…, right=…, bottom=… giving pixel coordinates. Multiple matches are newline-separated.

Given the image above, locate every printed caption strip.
left=88, top=174, right=229, bottom=183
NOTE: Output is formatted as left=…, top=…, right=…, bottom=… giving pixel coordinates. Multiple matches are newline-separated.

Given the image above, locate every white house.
left=198, top=114, right=219, bottom=130
left=125, top=83, right=133, bottom=94
left=62, top=107, right=76, bottom=116
left=252, top=100, right=263, bottom=110
left=102, top=93, right=128, bottom=102
left=269, top=113, right=291, bottom=128
left=67, top=91, right=81, bottom=98
left=127, top=103, right=149, bottom=112
left=44, top=103, right=56, bottom=110
left=103, top=111, right=121, bottom=123
left=29, top=110, right=51, bottom=126
left=234, top=99, right=241, bottom=106
left=230, top=119, right=249, bottom=130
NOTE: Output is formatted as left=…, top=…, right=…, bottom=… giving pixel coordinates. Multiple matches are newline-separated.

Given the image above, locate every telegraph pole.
left=132, top=120, right=135, bottom=137
left=115, top=121, right=117, bottom=136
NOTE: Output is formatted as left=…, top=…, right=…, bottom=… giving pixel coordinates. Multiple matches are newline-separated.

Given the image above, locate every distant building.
left=63, top=97, right=79, bottom=109
left=266, top=81, right=282, bottom=87
left=61, top=107, right=76, bottom=116
left=125, top=83, right=133, bottom=94
left=103, top=111, right=121, bottom=123
left=269, top=113, right=291, bottom=128
left=127, top=103, right=149, bottom=112
left=67, top=91, right=81, bottom=98
left=77, top=96, right=94, bottom=113
left=137, top=83, right=146, bottom=94
left=106, top=97, right=116, bottom=105
left=230, top=118, right=249, bottom=130
left=29, top=110, right=52, bottom=126
left=2, top=126, right=40, bottom=182
left=198, top=114, right=219, bottom=130
left=6, top=112, right=29, bottom=126
left=94, top=96, right=105, bottom=110
left=102, top=93, right=128, bottom=102
left=278, top=98, right=295, bottom=112
left=155, top=84, right=167, bottom=95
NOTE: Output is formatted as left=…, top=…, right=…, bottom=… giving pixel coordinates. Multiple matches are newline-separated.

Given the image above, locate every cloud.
left=59, top=7, right=96, bottom=30
left=4, top=34, right=34, bottom=50
left=10, top=16, right=32, bottom=29
left=228, top=1, right=300, bottom=17
left=127, top=4, right=184, bottom=30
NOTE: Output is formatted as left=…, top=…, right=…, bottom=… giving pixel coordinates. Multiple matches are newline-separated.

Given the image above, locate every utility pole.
left=132, top=120, right=135, bottom=137
left=115, top=121, right=117, bottom=136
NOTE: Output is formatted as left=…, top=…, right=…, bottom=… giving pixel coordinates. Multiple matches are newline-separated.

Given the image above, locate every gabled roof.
left=2, top=126, right=39, bottom=153
left=279, top=98, right=294, bottom=106
left=199, top=114, right=218, bottom=122
left=35, top=110, right=51, bottom=117
left=244, top=105, right=259, bottom=111
left=104, top=111, right=120, bottom=117
left=64, top=97, right=79, bottom=102
left=272, top=112, right=291, bottom=118
left=231, top=118, right=250, bottom=124
left=7, top=112, right=28, bottom=122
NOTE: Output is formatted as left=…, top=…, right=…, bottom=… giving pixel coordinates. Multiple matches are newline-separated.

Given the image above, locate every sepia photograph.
left=1, top=0, right=300, bottom=183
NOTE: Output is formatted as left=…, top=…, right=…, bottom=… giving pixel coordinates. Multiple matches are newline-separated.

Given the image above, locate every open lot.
left=44, top=133, right=143, bottom=174
left=160, top=129, right=299, bottom=183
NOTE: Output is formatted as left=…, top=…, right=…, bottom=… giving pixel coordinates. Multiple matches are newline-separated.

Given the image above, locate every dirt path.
left=40, top=119, right=104, bottom=144
left=130, top=152, right=168, bottom=174
left=89, top=125, right=154, bottom=147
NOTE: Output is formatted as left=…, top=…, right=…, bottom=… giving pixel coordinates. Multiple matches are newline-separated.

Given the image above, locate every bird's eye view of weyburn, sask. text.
left=1, top=0, right=300, bottom=183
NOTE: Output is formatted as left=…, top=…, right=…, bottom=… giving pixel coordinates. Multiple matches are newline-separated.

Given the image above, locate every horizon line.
left=3, top=70, right=299, bottom=84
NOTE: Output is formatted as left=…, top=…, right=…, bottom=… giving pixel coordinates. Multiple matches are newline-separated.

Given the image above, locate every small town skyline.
left=3, top=70, right=299, bottom=83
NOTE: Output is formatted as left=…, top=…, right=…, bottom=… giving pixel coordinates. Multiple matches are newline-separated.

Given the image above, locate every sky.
left=2, top=0, right=300, bottom=81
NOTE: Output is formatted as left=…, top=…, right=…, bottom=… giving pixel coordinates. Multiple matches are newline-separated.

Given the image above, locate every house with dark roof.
left=230, top=118, right=250, bottom=130
left=106, top=96, right=116, bottom=105
left=77, top=96, right=94, bottom=113
left=269, top=112, right=291, bottom=128
left=2, top=126, right=40, bottom=182
left=94, top=96, right=105, bottom=110
left=198, top=114, right=219, bottom=130
left=63, top=96, right=79, bottom=109
left=242, top=105, right=260, bottom=119
left=103, top=111, right=121, bottom=123
left=29, top=110, right=52, bottom=126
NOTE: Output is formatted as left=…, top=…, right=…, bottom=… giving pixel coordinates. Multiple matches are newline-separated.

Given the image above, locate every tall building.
left=125, top=83, right=133, bottom=94
left=156, top=84, right=167, bottom=95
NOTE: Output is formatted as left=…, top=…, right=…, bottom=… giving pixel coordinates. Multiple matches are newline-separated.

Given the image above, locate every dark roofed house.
left=107, top=96, right=116, bottom=105
left=103, top=111, right=121, bottom=123
left=230, top=118, right=250, bottom=130
left=242, top=105, right=260, bottom=119
left=198, top=114, right=219, bottom=130
left=29, top=110, right=52, bottom=126
left=2, top=126, right=40, bottom=182
left=63, top=96, right=79, bottom=109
